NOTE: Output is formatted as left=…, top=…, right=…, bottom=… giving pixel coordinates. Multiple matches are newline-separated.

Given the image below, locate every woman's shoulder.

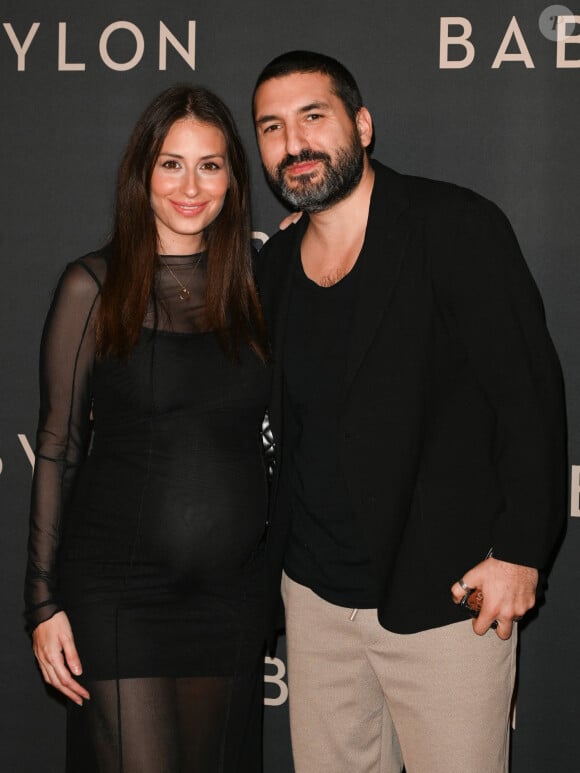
left=56, top=245, right=110, bottom=302
left=74, top=244, right=111, bottom=287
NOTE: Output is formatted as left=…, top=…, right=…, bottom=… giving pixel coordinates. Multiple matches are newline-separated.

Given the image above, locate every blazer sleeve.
left=430, top=194, right=567, bottom=569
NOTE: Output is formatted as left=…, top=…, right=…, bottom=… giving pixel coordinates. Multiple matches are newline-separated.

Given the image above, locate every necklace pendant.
left=178, top=287, right=191, bottom=301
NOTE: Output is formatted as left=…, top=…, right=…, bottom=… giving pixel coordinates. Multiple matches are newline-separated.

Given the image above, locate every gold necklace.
left=161, top=253, right=203, bottom=301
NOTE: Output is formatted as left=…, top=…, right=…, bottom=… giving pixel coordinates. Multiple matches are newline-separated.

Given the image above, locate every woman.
left=25, top=85, right=269, bottom=772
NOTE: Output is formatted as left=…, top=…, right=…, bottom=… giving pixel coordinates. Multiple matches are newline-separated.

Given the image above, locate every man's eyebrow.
left=255, top=114, right=280, bottom=126
left=255, top=101, right=331, bottom=125
left=299, top=101, right=330, bottom=113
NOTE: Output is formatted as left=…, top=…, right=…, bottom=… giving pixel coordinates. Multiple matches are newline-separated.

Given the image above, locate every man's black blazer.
left=257, top=161, right=567, bottom=638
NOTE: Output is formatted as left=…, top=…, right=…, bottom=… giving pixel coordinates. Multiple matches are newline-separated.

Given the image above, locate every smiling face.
left=150, top=118, right=229, bottom=255
left=254, top=71, right=371, bottom=212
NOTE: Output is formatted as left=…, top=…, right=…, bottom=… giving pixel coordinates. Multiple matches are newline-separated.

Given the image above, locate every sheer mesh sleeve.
left=24, top=257, right=104, bottom=632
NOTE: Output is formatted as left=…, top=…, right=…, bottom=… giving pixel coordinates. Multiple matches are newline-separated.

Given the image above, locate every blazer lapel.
left=267, top=218, right=306, bottom=442
left=271, top=228, right=304, bottom=359
left=343, top=163, right=411, bottom=394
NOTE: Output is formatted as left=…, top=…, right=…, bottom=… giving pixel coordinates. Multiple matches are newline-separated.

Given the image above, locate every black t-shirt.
left=283, top=257, right=377, bottom=608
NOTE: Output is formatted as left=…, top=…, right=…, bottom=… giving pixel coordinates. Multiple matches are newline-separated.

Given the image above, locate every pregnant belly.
left=138, top=458, right=267, bottom=583
left=62, top=448, right=267, bottom=592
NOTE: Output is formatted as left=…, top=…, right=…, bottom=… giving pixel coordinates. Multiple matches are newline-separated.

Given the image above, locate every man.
left=253, top=50, right=566, bottom=773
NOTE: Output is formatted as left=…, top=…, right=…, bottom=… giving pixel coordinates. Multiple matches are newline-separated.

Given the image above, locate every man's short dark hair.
left=253, top=50, right=364, bottom=122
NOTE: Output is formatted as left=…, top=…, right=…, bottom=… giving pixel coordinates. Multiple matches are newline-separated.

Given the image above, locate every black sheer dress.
left=25, top=249, right=269, bottom=772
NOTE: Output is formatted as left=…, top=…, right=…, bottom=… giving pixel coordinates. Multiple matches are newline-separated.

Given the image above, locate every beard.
left=263, top=130, right=365, bottom=213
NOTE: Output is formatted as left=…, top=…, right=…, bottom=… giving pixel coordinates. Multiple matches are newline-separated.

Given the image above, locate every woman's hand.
left=32, top=611, right=90, bottom=705
left=279, top=212, right=303, bottom=230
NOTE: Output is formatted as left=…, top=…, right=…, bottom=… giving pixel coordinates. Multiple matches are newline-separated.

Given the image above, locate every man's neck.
left=301, top=159, right=375, bottom=287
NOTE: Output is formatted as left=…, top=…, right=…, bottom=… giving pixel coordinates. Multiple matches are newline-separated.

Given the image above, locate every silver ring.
left=458, top=578, right=474, bottom=593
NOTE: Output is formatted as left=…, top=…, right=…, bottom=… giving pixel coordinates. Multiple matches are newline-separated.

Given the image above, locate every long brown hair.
left=97, top=85, right=267, bottom=360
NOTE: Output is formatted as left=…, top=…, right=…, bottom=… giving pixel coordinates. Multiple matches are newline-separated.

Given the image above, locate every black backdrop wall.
left=1, top=2, right=579, bottom=770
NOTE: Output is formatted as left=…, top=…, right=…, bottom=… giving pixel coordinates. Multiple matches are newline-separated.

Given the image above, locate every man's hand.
left=451, top=557, right=538, bottom=640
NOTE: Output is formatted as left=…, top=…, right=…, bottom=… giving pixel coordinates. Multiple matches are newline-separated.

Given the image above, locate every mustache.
left=277, top=149, right=331, bottom=174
